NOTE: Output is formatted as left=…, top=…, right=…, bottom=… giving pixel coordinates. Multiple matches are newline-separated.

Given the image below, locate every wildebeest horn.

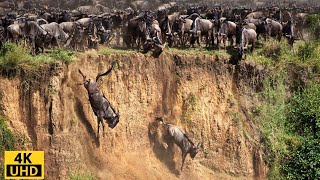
left=78, top=69, right=86, bottom=81
left=96, top=65, right=114, bottom=82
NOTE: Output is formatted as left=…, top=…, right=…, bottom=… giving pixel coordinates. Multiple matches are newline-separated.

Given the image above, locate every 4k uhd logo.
left=4, top=151, right=44, bottom=179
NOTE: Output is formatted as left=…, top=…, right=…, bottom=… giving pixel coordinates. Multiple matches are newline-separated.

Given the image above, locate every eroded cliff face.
left=0, top=51, right=267, bottom=179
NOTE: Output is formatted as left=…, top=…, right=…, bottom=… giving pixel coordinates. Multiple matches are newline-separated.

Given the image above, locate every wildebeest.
left=238, top=27, right=257, bottom=60
left=125, top=13, right=152, bottom=50
left=40, top=22, right=70, bottom=48
left=155, top=117, right=201, bottom=171
left=265, top=18, right=283, bottom=41
left=176, top=17, right=193, bottom=46
left=282, top=20, right=295, bottom=46
left=189, top=17, right=214, bottom=47
left=246, top=11, right=266, bottom=19
left=244, top=18, right=267, bottom=41
left=79, top=66, right=120, bottom=138
left=217, top=20, right=237, bottom=49
left=59, top=21, right=84, bottom=50
left=7, top=21, right=49, bottom=54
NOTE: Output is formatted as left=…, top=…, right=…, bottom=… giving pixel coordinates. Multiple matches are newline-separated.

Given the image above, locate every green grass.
left=247, top=39, right=320, bottom=68
left=0, top=43, right=76, bottom=72
left=69, top=169, right=97, bottom=180
left=255, top=74, right=298, bottom=179
left=0, top=116, right=16, bottom=154
left=167, top=47, right=231, bottom=58
left=255, top=68, right=320, bottom=179
left=99, top=47, right=135, bottom=55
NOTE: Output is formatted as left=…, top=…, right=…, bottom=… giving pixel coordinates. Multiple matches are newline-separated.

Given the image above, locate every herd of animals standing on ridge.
left=0, top=0, right=319, bottom=171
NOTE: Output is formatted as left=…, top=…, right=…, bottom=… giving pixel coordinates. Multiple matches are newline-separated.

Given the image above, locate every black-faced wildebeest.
left=246, top=11, right=266, bottom=19
left=77, top=17, right=99, bottom=50
left=155, top=117, right=202, bottom=171
left=238, top=27, right=257, bottom=60
left=265, top=18, right=283, bottom=42
left=142, top=19, right=165, bottom=57
left=236, top=22, right=256, bottom=45
left=36, top=18, right=48, bottom=26
left=40, top=22, right=70, bottom=48
left=282, top=20, right=295, bottom=46
left=125, top=13, right=152, bottom=50
left=59, top=21, right=84, bottom=50
left=189, top=17, right=214, bottom=47
left=216, top=20, right=237, bottom=49
left=7, top=21, right=49, bottom=55
left=160, top=12, right=180, bottom=47
left=79, top=66, right=120, bottom=138
left=244, top=18, right=267, bottom=41
left=176, top=17, right=193, bottom=46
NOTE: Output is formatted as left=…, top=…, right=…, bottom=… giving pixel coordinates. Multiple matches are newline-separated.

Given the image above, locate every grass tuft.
left=69, top=169, right=97, bottom=180
left=0, top=43, right=77, bottom=72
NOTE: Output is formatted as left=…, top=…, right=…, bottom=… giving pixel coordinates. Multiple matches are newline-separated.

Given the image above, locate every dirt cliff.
left=0, top=50, right=267, bottom=179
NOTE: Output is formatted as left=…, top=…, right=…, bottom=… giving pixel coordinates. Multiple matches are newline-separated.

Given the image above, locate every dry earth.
left=0, top=50, right=268, bottom=179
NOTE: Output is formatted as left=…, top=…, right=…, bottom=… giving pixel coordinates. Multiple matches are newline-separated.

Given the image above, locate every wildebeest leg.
left=101, top=118, right=105, bottom=137
left=229, top=36, right=234, bottom=47
left=211, top=33, right=214, bottom=47
left=277, top=34, right=282, bottom=42
left=181, top=151, right=187, bottom=171
left=97, top=117, right=103, bottom=138
left=251, top=43, right=255, bottom=53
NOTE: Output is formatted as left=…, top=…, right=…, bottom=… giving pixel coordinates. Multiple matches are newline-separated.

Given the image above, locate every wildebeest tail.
left=96, top=64, right=114, bottom=82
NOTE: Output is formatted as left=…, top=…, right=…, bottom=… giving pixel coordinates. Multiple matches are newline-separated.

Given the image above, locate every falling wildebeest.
left=79, top=65, right=120, bottom=138
left=155, top=117, right=202, bottom=171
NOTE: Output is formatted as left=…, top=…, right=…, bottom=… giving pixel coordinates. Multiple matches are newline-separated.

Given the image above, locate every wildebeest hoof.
left=109, top=123, right=115, bottom=128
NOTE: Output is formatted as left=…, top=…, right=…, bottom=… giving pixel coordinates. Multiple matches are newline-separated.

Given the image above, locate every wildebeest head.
left=264, top=18, right=272, bottom=36
left=78, top=65, right=114, bottom=94
left=189, top=141, right=202, bottom=159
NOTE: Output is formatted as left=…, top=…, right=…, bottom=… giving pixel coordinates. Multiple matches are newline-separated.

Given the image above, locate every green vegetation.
left=255, top=74, right=293, bottom=178
left=69, top=169, right=97, bottom=180
left=0, top=116, right=15, bottom=179
left=168, top=47, right=231, bottom=58
left=249, top=28, right=320, bottom=178
left=283, top=138, right=320, bottom=179
left=0, top=116, right=16, bottom=153
left=306, top=14, right=320, bottom=38
left=247, top=39, right=320, bottom=68
left=99, top=47, right=135, bottom=55
left=0, top=42, right=76, bottom=71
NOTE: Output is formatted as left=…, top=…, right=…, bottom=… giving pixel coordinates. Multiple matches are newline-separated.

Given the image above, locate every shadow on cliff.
left=74, top=97, right=100, bottom=147
left=148, top=120, right=180, bottom=176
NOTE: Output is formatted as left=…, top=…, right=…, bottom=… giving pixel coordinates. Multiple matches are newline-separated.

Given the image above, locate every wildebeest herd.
left=0, top=0, right=319, bottom=58
left=1, top=0, right=319, bottom=171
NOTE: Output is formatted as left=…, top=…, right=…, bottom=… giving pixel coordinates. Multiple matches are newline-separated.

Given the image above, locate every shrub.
left=0, top=42, right=32, bottom=71
left=306, top=14, right=320, bottom=38
left=0, top=116, right=15, bottom=153
left=283, top=138, right=320, bottom=180
left=287, top=81, right=320, bottom=138
left=297, top=41, right=320, bottom=63
left=49, top=49, right=76, bottom=63
left=0, top=43, right=77, bottom=72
